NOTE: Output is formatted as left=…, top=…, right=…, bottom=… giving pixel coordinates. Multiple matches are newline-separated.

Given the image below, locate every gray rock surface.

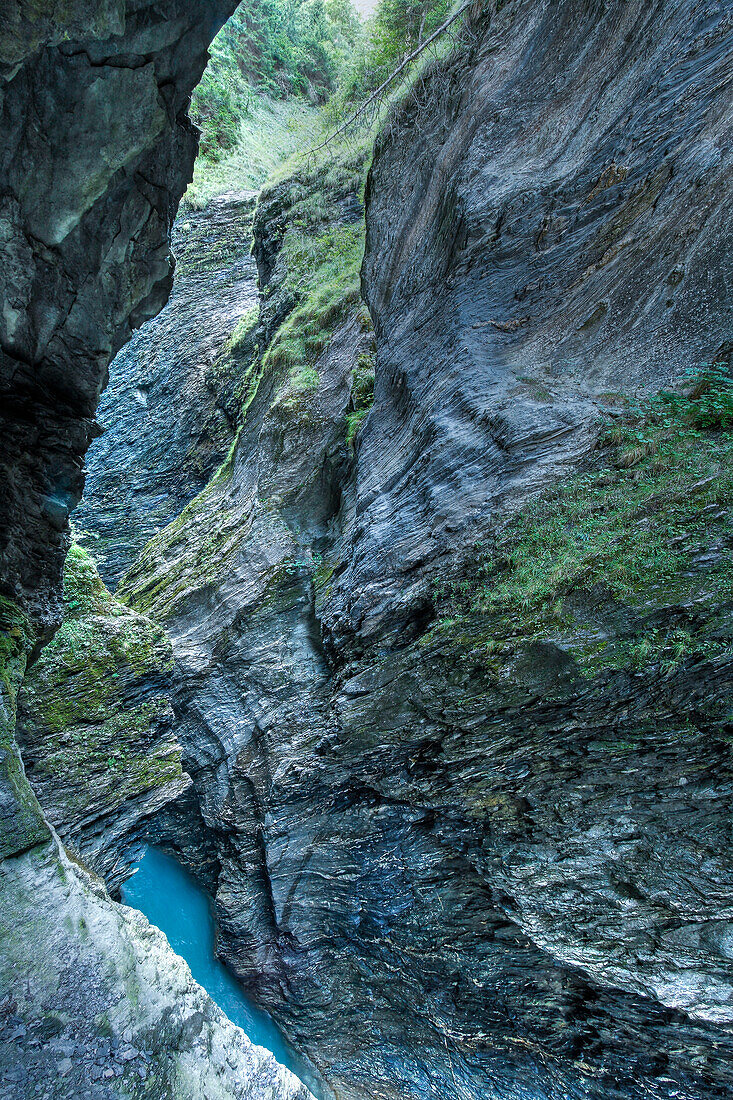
left=116, top=3, right=733, bottom=1098
left=340, top=0, right=733, bottom=646
left=0, top=0, right=237, bottom=874
left=0, top=837, right=313, bottom=1100
left=76, top=192, right=257, bottom=587
left=0, top=0, right=234, bottom=634
left=2, top=1, right=733, bottom=1099
left=0, top=6, right=312, bottom=1100
left=16, top=545, right=190, bottom=892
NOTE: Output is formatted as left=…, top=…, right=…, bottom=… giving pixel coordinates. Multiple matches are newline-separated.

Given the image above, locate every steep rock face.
left=0, top=597, right=50, bottom=861
left=116, top=3, right=733, bottom=1099
left=3, top=510, right=310, bottom=1100
left=0, top=6, right=314, bottom=1098
left=76, top=193, right=257, bottom=587
left=16, top=544, right=190, bottom=891
left=119, top=156, right=371, bottom=1098
left=330, top=0, right=733, bottom=646
left=125, top=409, right=733, bottom=1100
left=0, top=0, right=234, bottom=633
left=0, top=0, right=237, bottom=861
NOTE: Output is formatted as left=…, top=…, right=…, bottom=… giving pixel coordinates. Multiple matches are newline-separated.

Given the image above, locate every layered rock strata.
left=75, top=192, right=257, bottom=587
left=2, top=0, right=733, bottom=1098
left=0, top=5, right=316, bottom=1098
left=116, top=1, right=733, bottom=1098
left=0, top=0, right=233, bottom=632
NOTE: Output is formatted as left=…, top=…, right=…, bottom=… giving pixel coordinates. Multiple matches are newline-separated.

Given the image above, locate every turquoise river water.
left=121, top=846, right=317, bottom=1094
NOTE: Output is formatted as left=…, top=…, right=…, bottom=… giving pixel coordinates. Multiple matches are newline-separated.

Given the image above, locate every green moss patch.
left=259, top=143, right=369, bottom=390
left=19, top=546, right=183, bottom=831
left=432, top=375, right=733, bottom=679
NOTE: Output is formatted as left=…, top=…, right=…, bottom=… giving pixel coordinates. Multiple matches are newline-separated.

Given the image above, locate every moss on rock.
left=431, top=382, right=733, bottom=682
left=120, top=139, right=375, bottom=627
left=17, top=545, right=186, bottom=879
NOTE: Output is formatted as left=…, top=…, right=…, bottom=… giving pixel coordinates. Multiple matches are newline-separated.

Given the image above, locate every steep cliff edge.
left=74, top=193, right=258, bottom=587
left=0, top=5, right=319, bottom=1098
left=115, top=2, right=733, bottom=1098
left=0, top=0, right=236, bottom=860
left=0, top=0, right=234, bottom=632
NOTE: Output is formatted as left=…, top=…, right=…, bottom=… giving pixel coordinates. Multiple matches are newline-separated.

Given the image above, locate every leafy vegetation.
left=325, top=0, right=450, bottom=124
left=265, top=217, right=365, bottom=384
left=432, top=365, right=733, bottom=677
left=186, top=95, right=319, bottom=207
left=346, top=350, right=375, bottom=443
left=62, top=542, right=112, bottom=619
left=191, top=0, right=362, bottom=161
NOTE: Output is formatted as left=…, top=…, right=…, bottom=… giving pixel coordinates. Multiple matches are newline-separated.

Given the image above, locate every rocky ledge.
left=0, top=838, right=312, bottom=1100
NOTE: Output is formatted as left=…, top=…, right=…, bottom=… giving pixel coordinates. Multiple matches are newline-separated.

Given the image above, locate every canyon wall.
left=0, top=6, right=315, bottom=1098
left=0, top=0, right=235, bottom=853
left=0, top=0, right=233, bottom=630
left=75, top=192, right=257, bottom=587
left=342, top=0, right=733, bottom=644
left=117, top=1, right=733, bottom=1097
left=2, top=0, right=733, bottom=1099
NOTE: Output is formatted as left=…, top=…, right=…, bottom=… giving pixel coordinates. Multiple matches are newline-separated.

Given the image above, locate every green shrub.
left=260, top=149, right=368, bottom=387
left=326, top=0, right=449, bottom=120
left=605, top=359, right=733, bottom=467
left=683, top=358, right=733, bottom=429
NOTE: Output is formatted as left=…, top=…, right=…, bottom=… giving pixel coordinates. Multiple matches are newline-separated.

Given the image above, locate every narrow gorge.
left=1, top=1, right=732, bottom=1099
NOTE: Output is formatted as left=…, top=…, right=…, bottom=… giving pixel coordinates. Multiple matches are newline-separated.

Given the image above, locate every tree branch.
left=305, top=0, right=476, bottom=156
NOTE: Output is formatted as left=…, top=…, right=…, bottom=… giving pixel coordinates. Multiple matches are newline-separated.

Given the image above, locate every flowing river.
left=121, top=847, right=319, bottom=1095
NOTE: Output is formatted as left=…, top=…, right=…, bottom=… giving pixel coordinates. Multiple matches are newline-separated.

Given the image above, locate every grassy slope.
left=431, top=388, right=733, bottom=679
left=185, top=96, right=321, bottom=207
